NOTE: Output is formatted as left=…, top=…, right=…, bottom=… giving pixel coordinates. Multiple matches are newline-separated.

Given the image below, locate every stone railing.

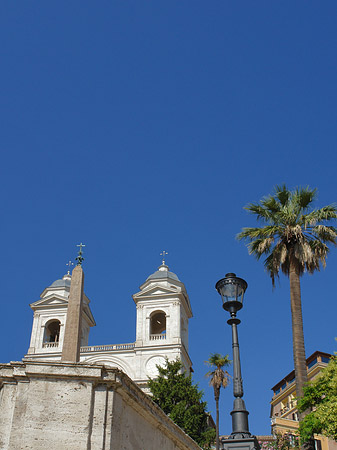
left=149, top=334, right=166, bottom=341
left=80, top=343, right=135, bottom=353
left=42, top=342, right=59, bottom=348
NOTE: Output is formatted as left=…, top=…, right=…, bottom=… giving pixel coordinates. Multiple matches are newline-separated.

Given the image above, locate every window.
left=150, top=311, right=166, bottom=335
left=44, top=320, right=61, bottom=343
left=315, top=440, right=322, bottom=450
left=292, top=412, right=299, bottom=421
left=308, top=358, right=317, bottom=369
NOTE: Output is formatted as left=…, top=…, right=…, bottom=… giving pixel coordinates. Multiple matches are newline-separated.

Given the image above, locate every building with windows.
left=270, top=351, right=336, bottom=450
left=24, top=261, right=193, bottom=391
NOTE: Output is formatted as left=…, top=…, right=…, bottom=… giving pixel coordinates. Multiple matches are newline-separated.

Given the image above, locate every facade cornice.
left=133, top=290, right=193, bottom=318
left=30, top=295, right=69, bottom=309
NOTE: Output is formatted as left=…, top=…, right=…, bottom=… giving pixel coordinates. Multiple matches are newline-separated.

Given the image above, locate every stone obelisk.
left=61, top=246, right=85, bottom=362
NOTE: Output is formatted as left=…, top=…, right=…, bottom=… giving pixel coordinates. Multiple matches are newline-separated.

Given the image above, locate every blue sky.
left=1, top=1, right=337, bottom=436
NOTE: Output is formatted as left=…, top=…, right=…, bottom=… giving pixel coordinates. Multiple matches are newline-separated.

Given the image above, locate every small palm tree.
left=205, top=353, right=231, bottom=450
left=237, top=185, right=337, bottom=408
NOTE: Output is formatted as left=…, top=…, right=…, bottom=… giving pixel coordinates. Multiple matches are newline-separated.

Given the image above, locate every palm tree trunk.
left=289, top=259, right=308, bottom=417
left=215, top=396, right=219, bottom=450
left=214, top=388, right=220, bottom=450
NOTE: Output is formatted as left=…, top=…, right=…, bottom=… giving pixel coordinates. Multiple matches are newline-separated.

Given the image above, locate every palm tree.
left=205, top=353, right=231, bottom=450
left=237, top=185, right=337, bottom=409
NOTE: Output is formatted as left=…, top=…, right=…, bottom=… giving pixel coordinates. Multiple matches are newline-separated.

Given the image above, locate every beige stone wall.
left=0, top=361, right=201, bottom=450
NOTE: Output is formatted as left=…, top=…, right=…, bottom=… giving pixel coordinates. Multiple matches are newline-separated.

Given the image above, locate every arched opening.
left=43, top=320, right=61, bottom=347
left=150, top=311, right=166, bottom=340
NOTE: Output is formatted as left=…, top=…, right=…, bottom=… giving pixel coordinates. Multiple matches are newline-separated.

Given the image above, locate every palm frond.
left=312, top=225, right=337, bottom=244
left=306, top=240, right=330, bottom=271
left=244, top=203, right=273, bottom=222
left=205, top=354, right=231, bottom=393
left=205, top=353, right=231, bottom=369
left=294, top=186, right=317, bottom=210
left=208, top=368, right=231, bottom=390
left=293, top=241, right=313, bottom=265
left=248, top=238, right=274, bottom=259
left=239, top=185, right=337, bottom=285
left=237, top=226, right=281, bottom=241
left=303, top=205, right=337, bottom=226
left=264, top=254, right=280, bottom=287
left=261, top=195, right=281, bottom=213
left=274, top=184, right=290, bottom=206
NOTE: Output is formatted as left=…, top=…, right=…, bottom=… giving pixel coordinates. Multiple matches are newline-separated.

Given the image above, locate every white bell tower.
left=23, top=255, right=193, bottom=390
left=26, top=271, right=95, bottom=361
left=133, top=259, right=193, bottom=376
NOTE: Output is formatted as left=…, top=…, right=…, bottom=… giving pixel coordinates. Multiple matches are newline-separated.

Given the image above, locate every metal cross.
left=76, top=242, right=86, bottom=266
left=160, top=250, right=168, bottom=265
left=66, top=260, right=74, bottom=274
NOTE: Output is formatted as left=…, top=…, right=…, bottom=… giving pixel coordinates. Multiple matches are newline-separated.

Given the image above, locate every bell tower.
left=23, top=251, right=193, bottom=389
left=132, top=258, right=193, bottom=375
left=25, top=268, right=95, bottom=361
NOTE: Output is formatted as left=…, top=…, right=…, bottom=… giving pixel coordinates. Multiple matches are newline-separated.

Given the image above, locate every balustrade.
left=80, top=343, right=135, bottom=353
left=149, top=334, right=166, bottom=341
left=42, top=342, right=59, bottom=348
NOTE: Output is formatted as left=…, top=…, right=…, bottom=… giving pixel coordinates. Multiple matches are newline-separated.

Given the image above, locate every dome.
left=50, top=279, right=71, bottom=288
left=49, top=274, right=71, bottom=288
left=146, top=264, right=180, bottom=282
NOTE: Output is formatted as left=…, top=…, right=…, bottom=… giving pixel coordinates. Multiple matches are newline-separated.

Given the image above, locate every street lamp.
left=215, top=273, right=260, bottom=450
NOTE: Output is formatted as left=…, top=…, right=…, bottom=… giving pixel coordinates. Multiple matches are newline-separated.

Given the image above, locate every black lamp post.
left=215, top=273, right=260, bottom=450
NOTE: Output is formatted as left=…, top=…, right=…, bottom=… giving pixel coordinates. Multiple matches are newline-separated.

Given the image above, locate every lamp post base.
left=221, top=435, right=261, bottom=450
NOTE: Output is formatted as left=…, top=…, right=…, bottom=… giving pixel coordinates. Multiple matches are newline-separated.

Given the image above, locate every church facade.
left=24, top=262, right=193, bottom=391
left=0, top=260, right=204, bottom=450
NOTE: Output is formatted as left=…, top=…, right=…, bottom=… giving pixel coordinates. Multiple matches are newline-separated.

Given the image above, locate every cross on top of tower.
left=160, top=250, right=168, bottom=265
left=76, top=243, right=85, bottom=266
left=66, top=260, right=74, bottom=275
left=66, top=260, right=74, bottom=273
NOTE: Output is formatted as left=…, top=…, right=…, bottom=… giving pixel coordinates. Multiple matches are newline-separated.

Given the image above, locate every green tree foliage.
left=205, top=353, right=231, bottom=450
left=237, top=185, right=337, bottom=404
left=298, top=356, right=337, bottom=443
left=147, top=358, right=216, bottom=449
